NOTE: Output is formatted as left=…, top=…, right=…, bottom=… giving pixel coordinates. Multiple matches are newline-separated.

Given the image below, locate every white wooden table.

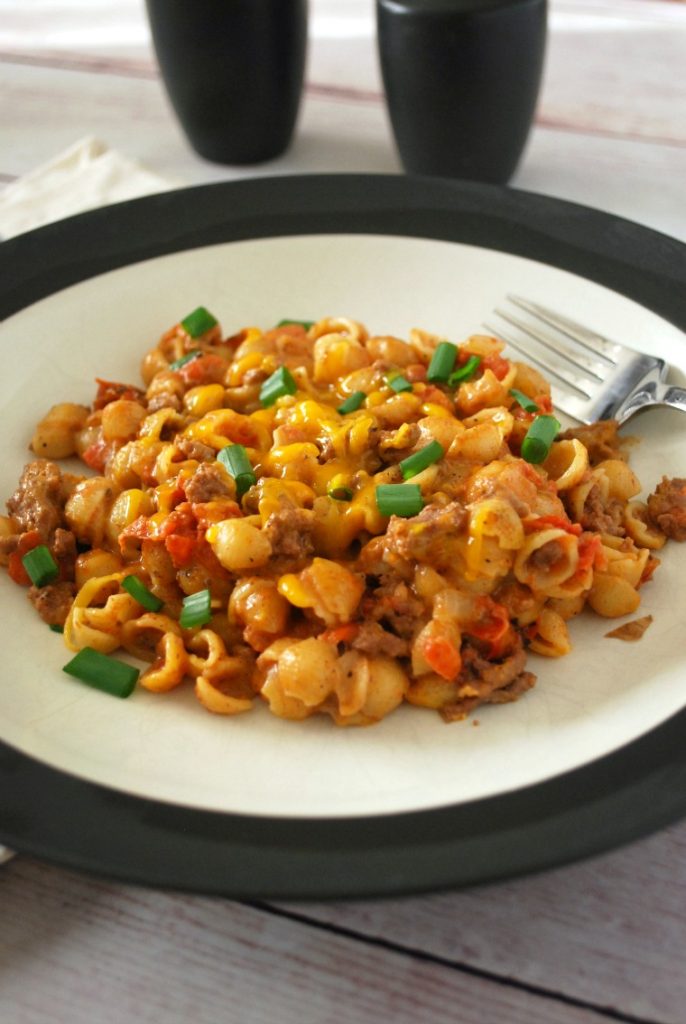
left=1, top=2, right=685, bottom=1022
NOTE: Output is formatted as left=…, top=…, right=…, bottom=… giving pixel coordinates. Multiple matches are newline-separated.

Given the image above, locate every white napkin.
left=0, top=136, right=179, bottom=239
left=0, top=139, right=179, bottom=865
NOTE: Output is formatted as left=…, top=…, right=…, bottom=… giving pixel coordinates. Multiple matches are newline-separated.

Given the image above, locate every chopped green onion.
left=276, top=318, right=314, bottom=330
left=337, top=391, right=366, bottom=415
left=427, top=341, right=458, bottom=383
left=509, top=388, right=539, bottom=413
left=260, top=365, right=297, bottom=407
left=49, top=624, right=64, bottom=633
left=329, top=485, right=354, bottom=501
left=179, top=588, right=212, bottom=629
left=399, top=440, right=444, bottom=480
left=386, top=373, right=413, bottom=394
left=63, top=647, right=139, bottom=699
left=448, top=355, right=481, bottom=386
left=122, top=575, right=163, bottom=612
left=521, top=415, right=561, bottom=464
left=181, top=306, right=218, bottom=338
left=22, top=545, right=59, bottom=587
left=217, top=443, right=256, bottom=497
left=169, top=349, right=202, bottom=371
left=375, top=483, right=424, bottom=518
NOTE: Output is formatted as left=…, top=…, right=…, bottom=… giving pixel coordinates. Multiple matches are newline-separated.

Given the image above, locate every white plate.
left=2, top=230, right=685, bottom=820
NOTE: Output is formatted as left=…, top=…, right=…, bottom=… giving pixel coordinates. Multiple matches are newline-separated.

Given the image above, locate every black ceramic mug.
left=376, top=0, right=547, bottom=183
left=145, top=0, right=308, bottom=165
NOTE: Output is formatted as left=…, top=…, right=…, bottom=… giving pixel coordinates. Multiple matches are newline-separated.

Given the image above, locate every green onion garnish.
left=179, top=588, right=212, bottom=629
left=63, top=647, right=139, bottom=699
left=386, top=373, right=413, bottom=394
left=427, top=341, right=458, bottom=383
left=375, top=483, right=424, bottom=518
left=49, top=624, right=64, bottom=633
left=169, top=349, right=202, bottom=371
left=181, top=306, right=218, bottom=338
left=448, top=355, right=481, bottom=386
left=22, top=545, right=59, bottom=587
left=399, top=440, right=444, bottom=480
left=521, top=415, right=561, bottom=464
left=217, top=443, right=256, bottom=497
left=337, top=391, right=366, bottom=415
left=122, top=575, right=163, bottom=612
left=328, top=485, right=354, bottom=501
left=509, top=388, right=539, bottom=413
left=276, top=318, right=314, bottom=330
left=260, top=365, right=298, bottom=407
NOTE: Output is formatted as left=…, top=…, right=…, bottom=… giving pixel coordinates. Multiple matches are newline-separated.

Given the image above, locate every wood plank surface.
left=283, top=821, right=686, bottom=1024
left=0, top=856, right=622, bottom=1024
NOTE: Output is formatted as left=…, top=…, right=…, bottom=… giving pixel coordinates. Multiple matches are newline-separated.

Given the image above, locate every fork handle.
left=616, top=382, right=686, bottom=423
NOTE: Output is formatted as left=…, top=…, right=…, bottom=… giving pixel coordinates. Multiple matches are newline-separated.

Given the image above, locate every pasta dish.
left=1, top=309, right=684, bottom=725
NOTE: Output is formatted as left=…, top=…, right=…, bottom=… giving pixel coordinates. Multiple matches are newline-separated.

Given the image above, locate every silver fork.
left=485, top=295, right=686, bottom=425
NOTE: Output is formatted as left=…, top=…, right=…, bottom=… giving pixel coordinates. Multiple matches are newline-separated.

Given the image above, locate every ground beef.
left=441, top=670, right=536, bottom=722
left=6, top=460, right=66, bottom=539
left=558, top=419, right=626, bottom=465
left=529, top=539, right=564, bottom=571
left=577, top=483, right=625, bottom=536
left=647, top=476, right=686, bottom=541
left=27, top=580, right=76, bottom=626
left=365, top=577, right=425, bottom=638
left=351, top=621, right=409, bottom=658
left=263, top=501, right=315, bottom=569
left=175, top=438, right=216, bottom=463
left=184, top=463, right=234, bottom=504
left=146, top=391, right=182, bottom=413
left=384, top=500, right=468, bottom=564
left=52, top=527, right=77, bottom=559
left=438, top=637, right=533, bottom=720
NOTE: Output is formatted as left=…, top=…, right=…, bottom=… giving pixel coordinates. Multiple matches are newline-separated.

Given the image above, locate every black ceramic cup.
left=376, top=0, right=547, bottom=183
left=145, top=0, right=308, bottom=165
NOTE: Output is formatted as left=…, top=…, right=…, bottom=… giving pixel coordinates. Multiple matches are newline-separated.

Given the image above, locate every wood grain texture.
left=1, top=60, right=685, bottom=241
left=0, top=857, right=621, bottom=1024
left=281, top=821, right=686, bottom=1024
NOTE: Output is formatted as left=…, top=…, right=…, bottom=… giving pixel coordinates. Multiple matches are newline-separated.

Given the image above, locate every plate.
left=1, top=174, right=685, bottom=898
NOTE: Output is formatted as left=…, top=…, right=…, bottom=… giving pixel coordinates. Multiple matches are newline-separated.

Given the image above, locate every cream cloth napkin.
left=0, top=136, right=178, bottom=239
left=0, top=139, right=179, bottom=864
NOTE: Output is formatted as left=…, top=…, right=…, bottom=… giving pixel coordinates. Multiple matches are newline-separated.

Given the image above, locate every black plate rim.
left=1, top=172, right=685, bottom=900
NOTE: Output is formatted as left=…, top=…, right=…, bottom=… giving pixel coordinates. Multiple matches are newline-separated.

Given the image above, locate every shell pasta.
left=1, top=309, right=684, bottom=725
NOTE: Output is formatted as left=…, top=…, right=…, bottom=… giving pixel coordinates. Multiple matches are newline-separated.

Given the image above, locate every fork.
left=485, top=295, right=686, bottom=425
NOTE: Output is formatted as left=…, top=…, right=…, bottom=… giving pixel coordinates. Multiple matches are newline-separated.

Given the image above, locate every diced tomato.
left=157, top=503, right=196, bottom=540
left=164, top=533, right=197, bottom=568
left=577, top=533, right=606, bottom=573
left=190, top=500, right=242, bottom=529
left=424, top=636, right=462, bottom=680
left=527, top=515, right=582, bottom=536
left=481, top=354, right=511, bottom=381
left=533, top=394, right=554, bottom=414
left=93, top=378, right=145, bottom=410
left=321, top=624, right=359, bottom=646
left=420, top=384, right=454, bottom=410
left=178, top=354, right=228, bottom=386
left=8, top=530, right=43, bottom=586
left=469, top=598, right=512, bottom=658
left=81, top=438, right=116, bottom=472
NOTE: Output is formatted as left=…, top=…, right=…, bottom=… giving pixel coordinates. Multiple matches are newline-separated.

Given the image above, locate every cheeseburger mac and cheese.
left=1, top=309, right=684, bottom=724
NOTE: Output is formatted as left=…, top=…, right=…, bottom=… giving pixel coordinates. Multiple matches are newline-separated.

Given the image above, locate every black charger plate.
left=1, top=174, right=685, bottom=899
